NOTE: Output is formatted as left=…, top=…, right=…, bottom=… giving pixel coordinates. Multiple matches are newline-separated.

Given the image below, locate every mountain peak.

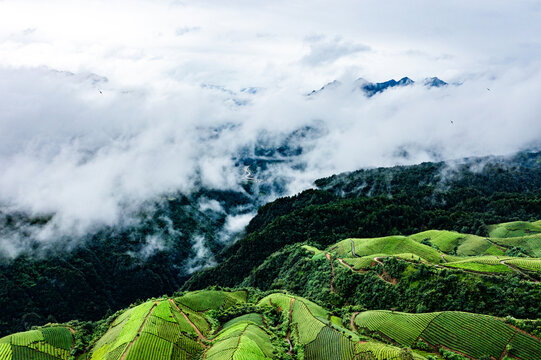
left=424, top=77, right=448, bottom=87
left=309, top=76, right=449, bottom=97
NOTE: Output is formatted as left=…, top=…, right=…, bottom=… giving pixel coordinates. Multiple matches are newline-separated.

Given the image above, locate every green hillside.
left=259, top=293, right=427, bottom=360
left=332, top=236, right=445, bottom=263
left=355, top=310, right=541, bottom=360
left=489, top=234, right=541, bottom=257
left=488, top=221, right=541, bottom=238
left=205, top=321, right=274, bottom=360
left=89, top=299, right=206, bottom=360
left=175, top=290, right=247, bottom=312
left=408, top=230, right=503, bottom=256
left=322, top=229, right=541, bottom=280
left=0, top=326, right=74, bottom=360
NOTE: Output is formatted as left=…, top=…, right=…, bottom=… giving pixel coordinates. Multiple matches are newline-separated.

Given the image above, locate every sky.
left=1, top=0, right=541, bottom=244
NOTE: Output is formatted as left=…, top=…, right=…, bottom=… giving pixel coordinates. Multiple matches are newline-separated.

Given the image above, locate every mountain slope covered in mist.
left=184, top=151, right=541, bottom=290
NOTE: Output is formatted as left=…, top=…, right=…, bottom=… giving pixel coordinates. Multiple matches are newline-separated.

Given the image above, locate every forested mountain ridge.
left=184, top=151, right=541, bottom=290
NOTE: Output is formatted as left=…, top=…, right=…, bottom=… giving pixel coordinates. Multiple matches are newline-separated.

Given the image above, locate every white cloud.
left=186, top=235, right=216, bottom=273
left=302, top=36, right=370, bottom=66
left=0, top=0, right=540, bottom=246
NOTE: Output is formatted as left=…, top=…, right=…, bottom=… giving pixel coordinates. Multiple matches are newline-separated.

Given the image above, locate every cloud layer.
left=0, top=0, right=541, bottom=243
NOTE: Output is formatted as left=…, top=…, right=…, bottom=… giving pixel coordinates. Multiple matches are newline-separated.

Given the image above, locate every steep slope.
left=89, top=300, right=206, bottom=360
left=240, top=234, right=541, bottom=319
left=355, top=311, right=541, bottom=360
left=0, top=326, right=74, bottom=360
left=184, top=152, right=541, bottom=291
left=258, top=293, right=427, bottom=360
left=487, top=220, right=541, bottom=238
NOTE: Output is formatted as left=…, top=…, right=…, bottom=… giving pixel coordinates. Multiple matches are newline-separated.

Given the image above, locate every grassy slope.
left=205, top=322, right=274, bottom=360
left=326, top=228, right=541, bottom=276
left=259, top=293, right=427, bottom=360
left=0, top=327, right=73, bottom=360
left=488, top=221, right=541, bottom=238
left=355, top=310, right=541, bottom=360
left=89, top=291, right=249, bottom=360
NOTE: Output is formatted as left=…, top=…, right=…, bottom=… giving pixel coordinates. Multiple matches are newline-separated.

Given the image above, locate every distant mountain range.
left=308, top=76, right=449, bottom=97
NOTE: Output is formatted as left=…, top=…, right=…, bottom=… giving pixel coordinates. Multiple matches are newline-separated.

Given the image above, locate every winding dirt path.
left=337, top=258, right=367, bottom=273
left=440, top=254, right=448, bottom=263
left=326, top=253, right=336, bottom=293
left=374, top=257, right=397, bottom=285
left=285, top=298, right=295, bottom=355
left=169, top=299, right=210, bottom=342
left=350, top=312, right=359, bottom=332
left=485, top=237, right=508, bottom=252
left=337, top=258, right=354, bottom=271
left=499, top=260, right=539, bottom=283
left=120, top=302, right=158, bottom=360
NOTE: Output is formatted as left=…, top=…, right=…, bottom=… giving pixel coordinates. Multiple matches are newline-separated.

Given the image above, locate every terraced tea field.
left=488, top=220, right=541, bottom=238
left=354, top=310, right=541, bottom=360
left=204, top=321, right=274, bottom=360
left=0, top=327, right=73, bottom=360
left=259, top=293, right=428, bottom=360
left=316, top=227, right=541, bottom=280
left=175, top=290, right=247, bottom=312
left=90, top=299, right=206, bottom=360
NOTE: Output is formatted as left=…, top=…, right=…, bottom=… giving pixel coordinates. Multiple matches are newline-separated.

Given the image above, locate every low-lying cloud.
left=1, top=65, right=540, bottom=244
left=302, top=36, right=370, bottom=66
left=1, top=0, right=541, bottom=256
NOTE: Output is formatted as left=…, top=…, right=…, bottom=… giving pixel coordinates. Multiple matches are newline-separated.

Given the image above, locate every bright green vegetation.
left=90, top=299, right=204, bottom=360
left=488, top=221, right=541, bottom=238
left=292, top=299, right=326, bottom=345
left=490, top=234, right=541, bottom=257
left=408, top=230, right=499, bottom=256
left=258, top=293, right=328, bottom=322
left=445, top=261, right=512, bottom=273
left=321, top=229, right=541, bottom=280
left=355, top=342, right=426, bottom=360
left=340, top=256, right=376, bottom=270
left=261, top=293, right=429, bottom=360
left=222, top=314, right=265, bottom=329
left=257, top=293, right=293, bottom=313
left=333, top=236, right=444, bottom=263
left=205, top=321, right=274, bottom=360
left=0, top=326, right=73, bottom=360
left=355, top=310, right=541, bottom=360
left=355, top=311, right=440, bottom=346
left=302, top=245, right=324, bottom=258
left=508, top=332, right=541, bottom=360
left=507, top=258, right=541, bottom=273
left=90, top=291, right=279, bottom=360
left=421, top=312, right=515, bottom=359
left=1, top=288, right=540, bottom=360
left=174, top=302, right=210, bottom=337
left=176, top=290, right=247, bottom=312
